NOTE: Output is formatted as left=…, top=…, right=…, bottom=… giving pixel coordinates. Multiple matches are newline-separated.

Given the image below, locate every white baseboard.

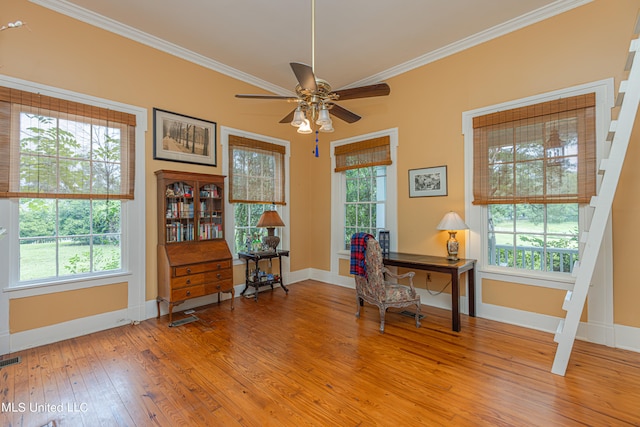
left=615, top=324, right=640, bottom=352
left=479, top=302, right=567, bottom=335
left=9, top=308, right=134, bottom=352
left=0, top=329, right=9, bottom=355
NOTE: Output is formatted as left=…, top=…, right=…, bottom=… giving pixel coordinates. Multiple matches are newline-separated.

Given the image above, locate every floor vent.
left=170, top=316, right=199, bottom=327
left=399, top=310, right=425, bottom=319
left=0, top=356, right=22, bottom=368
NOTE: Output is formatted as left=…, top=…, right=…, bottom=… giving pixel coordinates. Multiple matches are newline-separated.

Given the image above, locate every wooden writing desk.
left=383, top=253, right=476, bottom=332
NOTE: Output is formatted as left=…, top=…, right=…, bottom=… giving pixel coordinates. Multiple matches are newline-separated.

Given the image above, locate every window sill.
left=479, top=265, right=575, bottom=290
left=3, top=270, right=133, bottom=296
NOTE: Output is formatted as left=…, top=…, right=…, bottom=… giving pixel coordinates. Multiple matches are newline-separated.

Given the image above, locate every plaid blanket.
left=350, top=232, right=374, bottom=278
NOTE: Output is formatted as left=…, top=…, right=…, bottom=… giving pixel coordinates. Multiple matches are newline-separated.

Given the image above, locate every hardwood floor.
left=1, top=280, right=640, bottom=426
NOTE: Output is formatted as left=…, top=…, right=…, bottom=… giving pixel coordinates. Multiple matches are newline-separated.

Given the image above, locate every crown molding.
left=29, top=0, right=294, bottom=96
left=342, top=0, right=594, bottom=89
left=31, top=0, right=592, bottom=92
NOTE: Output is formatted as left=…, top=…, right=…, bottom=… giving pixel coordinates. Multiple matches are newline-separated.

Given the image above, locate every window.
left=19, top=199, right=121, bottom=281
left=0, top=86, right=136, bottom=284
left=224, top=130, right=289, bottom=255
left=469, top=92, right=599, bottom=276
left=343, top=166, right=387, bottom=249
left=233, top=203, right=271, bottom=253
left=331, top=130, right=398, bottom=264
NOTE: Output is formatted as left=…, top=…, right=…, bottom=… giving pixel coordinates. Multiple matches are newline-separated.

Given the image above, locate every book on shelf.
left=166, top=223, right=195, bottom=242
left=167, top=182, right=194, bottom=198
left=198, top=222, right=223, bottom=240
left=165, top=200, right=194, bottom=219
left=199, top=184, right=220, bottom=198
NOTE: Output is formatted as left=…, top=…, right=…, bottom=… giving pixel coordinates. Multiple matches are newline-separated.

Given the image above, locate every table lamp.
left=256, top=208, right=285, bottom=251
left=436, top=211, right=469, bottom=261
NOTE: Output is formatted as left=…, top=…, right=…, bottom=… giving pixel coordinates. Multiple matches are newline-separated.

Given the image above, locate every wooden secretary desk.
left=155, top=170, right=234, bottom=326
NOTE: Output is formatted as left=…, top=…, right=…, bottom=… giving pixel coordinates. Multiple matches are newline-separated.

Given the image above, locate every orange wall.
left=9, top=283, right=128, bottom=333
left=314, top=0, right=640, bottom=328
left=2, top=0, right=337, bottom=329
left=3, top=0, right=640, bottom=331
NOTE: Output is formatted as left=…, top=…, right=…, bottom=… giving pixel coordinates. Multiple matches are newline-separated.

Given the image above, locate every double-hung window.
left=0, top=86, right=135, bottom=283
left=331, top=131, right=398, bottom=260
left=227, top=134, right=287, bottom=254
left=471, top=93, right=596, bottom=274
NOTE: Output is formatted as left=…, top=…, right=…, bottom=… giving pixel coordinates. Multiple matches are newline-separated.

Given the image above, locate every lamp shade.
left=316, top=107, right=332, bottom=126
left=319, top=122, right=334, bottom=133
left=291, top=107, right=305, bottom=127
left=297, top=118, right=312, bottom=134
left=436, top=211, right=468, bottom=231
left=256, top=210, right=285, bottom=228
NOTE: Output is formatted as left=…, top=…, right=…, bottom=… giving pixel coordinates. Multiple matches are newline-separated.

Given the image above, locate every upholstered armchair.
left=353, top=237, right=421, bottom=332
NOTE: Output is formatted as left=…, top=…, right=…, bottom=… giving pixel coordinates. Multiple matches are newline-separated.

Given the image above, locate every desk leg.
left=452, top=273, right=461, bottom=332
left=468, top=266, right=476, bottom=317
left=253, top=259, right=260, bottom=301
left=240, top=259, right=250, bottom=296
left=278, top=255, right=289, bottom=293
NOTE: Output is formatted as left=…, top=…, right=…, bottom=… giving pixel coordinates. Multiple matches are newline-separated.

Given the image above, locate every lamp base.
left=262, top=235, right=280, bottom=251
left=446, top=231, right=459, bottom=261
left=262, top=227, right=280, bottom=251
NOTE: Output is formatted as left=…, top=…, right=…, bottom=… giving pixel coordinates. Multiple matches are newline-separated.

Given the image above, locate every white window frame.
left=463, top=79, right=614, bottom=342
left=220, top=126, right=290, bottom=261
left=331, top=128, right=399, bottom=274
left=0, top=75, right=147, bottom=354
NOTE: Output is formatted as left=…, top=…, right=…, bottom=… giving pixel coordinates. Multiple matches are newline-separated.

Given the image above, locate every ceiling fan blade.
left=332, top=83, right=390, bottom=101
left=235, top=94, right=299, bottom=101
left=290, top=62, right=317, bottom=92
left=329, top=103, right=361, bottom=123
left=279, top=108, right=297, bottom=124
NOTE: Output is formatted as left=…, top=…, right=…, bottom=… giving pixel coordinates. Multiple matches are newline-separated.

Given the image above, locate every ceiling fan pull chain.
left=315, top=130, right=319, bottom=158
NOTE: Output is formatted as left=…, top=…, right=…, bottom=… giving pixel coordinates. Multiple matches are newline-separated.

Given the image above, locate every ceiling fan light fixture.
left=234, top=0, right=391, bottom=153
left=291, top=106, right=305, bottom=127
left=319, top=122, right=334, bottom=133
left=316, top=106, right=332, bottom=126
left=297, top=119, right=313, bottom=134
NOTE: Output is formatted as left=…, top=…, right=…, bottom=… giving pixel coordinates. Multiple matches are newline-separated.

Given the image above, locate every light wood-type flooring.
left=1, top=280, right=639, bottom=426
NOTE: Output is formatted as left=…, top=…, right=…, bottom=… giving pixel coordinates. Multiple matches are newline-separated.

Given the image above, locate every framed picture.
left=153, top=108, right=217, bottom=166
left=408, top=165, right=447, bottom=197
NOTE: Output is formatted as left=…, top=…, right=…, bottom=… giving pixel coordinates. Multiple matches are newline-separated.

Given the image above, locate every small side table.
left=238, top=250, right=290, bottom=301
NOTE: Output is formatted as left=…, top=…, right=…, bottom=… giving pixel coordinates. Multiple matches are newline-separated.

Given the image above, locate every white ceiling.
left=32, top=0, right=591, bottom=95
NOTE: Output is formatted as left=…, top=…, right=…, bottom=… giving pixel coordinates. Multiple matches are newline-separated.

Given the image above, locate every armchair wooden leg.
left=379, top=306, right=386, bottom=333
left=415, top=303, right=422, bottom=328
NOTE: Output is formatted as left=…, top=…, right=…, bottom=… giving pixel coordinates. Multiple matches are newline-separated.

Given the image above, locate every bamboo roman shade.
left=0, top=86, right=136, bottom=199
left=228, top=135, right=286, bottom=205
left=334, top=136, right=391, bottom=172
left=472, top=93, right=596, bottom=205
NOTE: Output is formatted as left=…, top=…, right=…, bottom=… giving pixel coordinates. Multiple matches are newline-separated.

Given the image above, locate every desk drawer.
left=203, top=268, right=233, bottom=282
left=172, top=273, right=206, bottom=288
left=205, top=279, right=233, bottom=294
left=174, top=260, right=231, bottom=276
left=171, top=285, right=205, bottom=301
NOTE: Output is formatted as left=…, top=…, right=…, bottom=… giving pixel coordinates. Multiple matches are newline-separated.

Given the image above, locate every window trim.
left=463, top=79, right=613, bottom=288
left=220, top=127, right=290, bottom=261
left=0, top=75, right=147, bottom=356
left=331, top=128, right=399, bottom=273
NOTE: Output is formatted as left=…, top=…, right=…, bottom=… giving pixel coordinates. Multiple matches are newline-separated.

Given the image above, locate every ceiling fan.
left=235, top=0, right=390, bottom=134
